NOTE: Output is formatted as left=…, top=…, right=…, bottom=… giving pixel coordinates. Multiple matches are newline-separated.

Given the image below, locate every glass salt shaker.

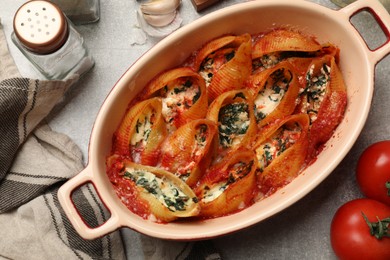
left=11, top=0, right=94, bottom=80
left=50, top=0, right=100, bottom=25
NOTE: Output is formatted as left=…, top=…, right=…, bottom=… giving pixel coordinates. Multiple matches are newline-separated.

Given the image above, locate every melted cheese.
left=202, top=181, right=228, bottom=203
left=254, top=69, right=289, bottom=122
left=199, top=70, right=213, bottom=87
left=306, top=64, right=331, bottom=123
left=161, top=81, right=200, bottom=128
left=253, top=53, right=281, bottom=72
left=254, top=87, right=285, bottom=118
left=130, top=114, right=152, bottom=146
left=256, top=125, right=302, bottom=172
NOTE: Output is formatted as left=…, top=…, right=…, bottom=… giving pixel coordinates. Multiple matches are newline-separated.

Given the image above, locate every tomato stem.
left=362, top=212, right=390, bottom=239
left=386, top=181, right=390, bottom=196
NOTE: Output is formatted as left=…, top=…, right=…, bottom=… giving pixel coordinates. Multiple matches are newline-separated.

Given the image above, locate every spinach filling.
left=257, top=124, right=301, bottom=172
left=135, top=116, right=152, bottom=140
left=252, top=51, right=319, bottom=71
left=124, top=170, right=191, bottom=212
left=254, top=68, right=292, bottom=122
left=303, top=63, right=331, bottom=123
left=173, top=79, right=192, bottom=94
left=199, top=50, right=235, bottom=86
left=218, top=102, right=249, bottom=148
left=225, top=51, right=235, bottom=62
left=227, top=160, right=254, bottom=184
left=255, top=111, right=267, bottom=122
left=305, top=63, right=330, bottom=102
left=201, top=50, right=235, bottom=70
left=202, top=160, right=253, bottom=202
left=162, top=79, right=200, bottom=105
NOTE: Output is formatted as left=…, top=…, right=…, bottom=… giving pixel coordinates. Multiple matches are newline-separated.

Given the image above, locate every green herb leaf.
left=225, top=51, right=235, bottom=61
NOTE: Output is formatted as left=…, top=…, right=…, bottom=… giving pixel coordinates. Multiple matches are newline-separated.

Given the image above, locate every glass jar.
left=11, top=0, right=94, bottom=80
left=50, top=0, right=100, bottom=25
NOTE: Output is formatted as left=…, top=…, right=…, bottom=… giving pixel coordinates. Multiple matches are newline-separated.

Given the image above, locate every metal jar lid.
left=13, top=0, right=68, bottom=54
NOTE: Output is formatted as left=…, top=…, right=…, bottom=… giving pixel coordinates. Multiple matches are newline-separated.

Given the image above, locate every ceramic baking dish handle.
left=57, top=166, right=121, bottom=240
left=340, top=0, right=390, bottom=65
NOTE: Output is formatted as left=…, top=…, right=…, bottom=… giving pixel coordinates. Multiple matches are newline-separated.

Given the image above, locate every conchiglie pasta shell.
left=286, top=57, right=314, bottom=79
left=106, top=155, right=152, bottom=218
left=207, top=34, right=252, bottom=101
left=252, top=29, right=322, bottom=59
left=122, top=161, right=201, bottom=222
left=247, top=60, right=295, bottom=95
left=319, top=44, right=340, bottom=62
left=142, top=67, right=208, bottom=129
left=307, top=56, right=347, bottom=161
left=295, top=55, right=332, bottom=116
left=160, top=119, right=218, bottom=187
left=245, top=66, right=270, bottom=97
left=195, top=150, right=257, bottom=218
left=287, top=45, right=340, bottom=79
left=141, top=67, right=199, bottom=98
left=113, top=98, right=167, bottom=166
left=207, top=89, right=257, bottom=154
left=254, top=114, right=309, bottom=196
left=193, top=35, right=237, bottom=71
left=175, top=74, right=208, bottom=128
left=328, top=56, right=346, bottom=92
left=248, top=61, right=301, bottom=127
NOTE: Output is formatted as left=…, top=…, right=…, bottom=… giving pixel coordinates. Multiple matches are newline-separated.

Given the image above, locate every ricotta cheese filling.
left=161, top=78, right=200, bottom=129
left=199, top=48, right=236, bottom=87
left=124, top=167, right=196, bottom=212
left=252, top=52, right=282, bottom=72
left=256, top=124, right=302, bottom=172
left=201, top=161, right=253, bottom=203
left=218, top=102, right=250, bottom=148
left=202, top=181, right=228, bottom=203
left=130, top=113, right=153, bottom=147
left=305, top=63, right=331, bottom=123
left=199, top=70, right=213, bottom=87
left=254, top=68, right=290, bottom=122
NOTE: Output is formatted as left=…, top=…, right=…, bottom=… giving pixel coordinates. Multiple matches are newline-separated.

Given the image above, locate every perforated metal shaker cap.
left=13, top=0, right=68, bottom=54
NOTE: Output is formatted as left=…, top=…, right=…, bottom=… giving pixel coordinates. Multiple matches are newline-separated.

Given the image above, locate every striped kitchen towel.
left=0, top=21, right=125, bottom=259
left=0, top=20, right=221, bottom=260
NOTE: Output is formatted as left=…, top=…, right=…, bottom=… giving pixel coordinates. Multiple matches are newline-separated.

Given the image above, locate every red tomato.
left=330, top=199, right=390, bottom=260
left=356, top=140, right=390, bottom=206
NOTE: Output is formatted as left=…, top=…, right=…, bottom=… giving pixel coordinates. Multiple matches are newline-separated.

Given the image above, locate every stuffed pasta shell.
left=193, top=34, right=252, bottom=101
left=298, top=55, right=347, bottom=161
left=246, top=61, right=301, bottom=127
left=252, top=29, right=322, bottom=73
left=254, top=114, right=310, bottom=197
left=195, top=150, right=257, bottom=218
left=141, top=67, right=208, bottom=132
left=160, top=119, right=218, bottom=187
left=114, top=160, right=201, bottom=222
left=287, top=45, right=340, bottom=82
left=113, top=98, right=167, bottom=166
left=206, top=90, right=257, bottom=158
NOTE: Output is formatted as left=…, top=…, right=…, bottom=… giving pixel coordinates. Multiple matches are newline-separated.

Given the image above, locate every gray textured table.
left=1, top=0, right=390, bottom=259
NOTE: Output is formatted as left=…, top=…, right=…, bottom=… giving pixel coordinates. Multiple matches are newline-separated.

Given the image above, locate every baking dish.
left=58, top=0, right=390, bottom=240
